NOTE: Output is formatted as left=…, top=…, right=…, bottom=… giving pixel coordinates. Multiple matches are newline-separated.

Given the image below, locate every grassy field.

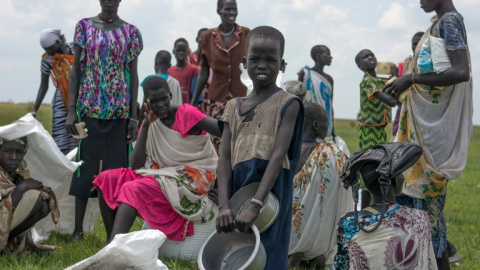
left=0, top=103, right=478, bottom=269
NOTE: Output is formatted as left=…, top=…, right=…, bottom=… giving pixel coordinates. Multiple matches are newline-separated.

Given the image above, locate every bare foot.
left=72, top=231, right=83, bottom=241
left=288, top=252, right=303, bottom=268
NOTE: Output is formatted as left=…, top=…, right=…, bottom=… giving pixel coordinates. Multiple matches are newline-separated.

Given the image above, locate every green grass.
left=1, top=103, right=478, bottom=269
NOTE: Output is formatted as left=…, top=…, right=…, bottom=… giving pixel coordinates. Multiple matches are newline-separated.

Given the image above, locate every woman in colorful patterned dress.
left=65, top=0, right=143, bottom=240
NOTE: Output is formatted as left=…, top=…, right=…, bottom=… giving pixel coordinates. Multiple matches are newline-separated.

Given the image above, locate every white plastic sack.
left=335, top=135, right=351, bottom=157
left=417, top=37, right=434, bottom=74
left=0, top=114, right=100, bottom=243
left=430, top=36, right=452, bottom=73
left=66, top=230, right=168, bottom=270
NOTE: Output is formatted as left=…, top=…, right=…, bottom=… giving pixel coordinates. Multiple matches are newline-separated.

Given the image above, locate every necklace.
left=98, top=13, right=119, bottom=23
left=220, top=25, right=235, bottom=36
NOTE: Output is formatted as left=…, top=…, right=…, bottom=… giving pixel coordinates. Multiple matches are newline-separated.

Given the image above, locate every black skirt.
left=69, top=118, right=129, bottom=198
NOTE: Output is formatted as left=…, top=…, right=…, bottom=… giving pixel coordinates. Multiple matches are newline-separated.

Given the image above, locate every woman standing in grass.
left=32, top=29, right=77, bottom=155
left=65, top=0, right=143, bottom=241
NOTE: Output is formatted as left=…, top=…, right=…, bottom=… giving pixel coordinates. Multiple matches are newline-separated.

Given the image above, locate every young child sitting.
left=93, top=76, right=220, bottom=243
left=334, top=143, right=437, bottom=269
left=355, top=49, right=397, bottom=208
left=215, top=26, right=304, bottom=270
left=168, top=38, right=201, bottom=104
left=288, top=102, right=352, bottom=269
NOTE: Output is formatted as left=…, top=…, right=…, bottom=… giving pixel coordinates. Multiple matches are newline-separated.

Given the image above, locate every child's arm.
left=235, top=99, right=301, bottom=233
left=191, top=57, right=210, bottom=106
left=195, top=116, right=221, bottom=137
left=215, top=122, right=235, bottom=233
left=130, top=100, right=157, bottom=170
left=373, top=91, right=397, bottom=107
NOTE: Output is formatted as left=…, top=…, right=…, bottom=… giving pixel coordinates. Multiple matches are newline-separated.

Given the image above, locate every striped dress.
left=41, top=44, right=77, bottom=154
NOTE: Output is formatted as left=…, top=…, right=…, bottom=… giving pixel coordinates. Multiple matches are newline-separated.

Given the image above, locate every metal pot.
left=198, top=225, right=266, bottom=270
left=229, top=182, right=280, bottom=233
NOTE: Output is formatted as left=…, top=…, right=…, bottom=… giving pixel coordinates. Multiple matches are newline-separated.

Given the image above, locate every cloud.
left=378, top=3, right=412, bottom=30
left=0, top=0, right=479, bottom=125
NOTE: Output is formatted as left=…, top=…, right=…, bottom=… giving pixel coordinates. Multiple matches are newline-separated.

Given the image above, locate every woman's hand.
left=144, top=100, right=159, bottom=126
left=127, top=120, right=138, bottom=144
left=17, top=178, right=44, bottom=192
left=234, top=202, right=260, bottom=233
left=383, top=74, right=413, bottom=100
left=207, top=188, right=219, bottom=205
left=216, top=207, right=236, bottom=233
left=65, top=105, right=79, bottom=136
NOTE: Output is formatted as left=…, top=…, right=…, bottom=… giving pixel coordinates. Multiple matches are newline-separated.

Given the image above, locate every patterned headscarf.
left=0, top=137, right=29, bottom=150
left=39, top=28, right=64, bottom=49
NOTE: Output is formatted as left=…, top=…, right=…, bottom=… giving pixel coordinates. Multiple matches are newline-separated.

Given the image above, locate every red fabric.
left=187, top=51, right=198, bottom=65
left=398, top=61, right=405, bottom=76
left=168, top=64, right=199, bottom=104
left=93, top=168, right=194, bottom=241
left=171, top=104, right=207, bottom=137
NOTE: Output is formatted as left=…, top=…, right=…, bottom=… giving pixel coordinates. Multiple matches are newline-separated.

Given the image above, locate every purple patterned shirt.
left=74, top=18, right=143, bottom=120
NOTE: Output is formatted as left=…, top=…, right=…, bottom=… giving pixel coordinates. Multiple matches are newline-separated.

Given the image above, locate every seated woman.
left=288, top=102, right=352, bottom=269
left=0, top=137, right=59, bottom=253
left=93, top=76, right=220, bottom=243
left=334, top=143, right=437, bottom=269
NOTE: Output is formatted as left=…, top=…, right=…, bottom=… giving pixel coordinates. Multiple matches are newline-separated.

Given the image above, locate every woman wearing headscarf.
left=0, top=137, right=59, bottom=253
left=32, top=29, right=77, bottom=155
left=65, top=0, right=143, bottom=240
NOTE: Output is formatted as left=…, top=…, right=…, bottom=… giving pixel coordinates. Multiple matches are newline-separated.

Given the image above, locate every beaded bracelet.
left=250, top=198, right=264, bottom=208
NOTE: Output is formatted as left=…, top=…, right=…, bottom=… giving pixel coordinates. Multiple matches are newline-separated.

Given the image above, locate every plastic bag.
left=335, top=135, right=351, bottom=157
left=417, top=37, right=434, bottom=74
left=66, top=230, right=168, bottom=270
left=430, top=36, right=452, bottom=73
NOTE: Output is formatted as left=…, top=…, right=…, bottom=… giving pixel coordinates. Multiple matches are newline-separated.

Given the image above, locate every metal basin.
left=198, top=225, right=266, bottom=270
left=229, top=182, right=279, bottom=233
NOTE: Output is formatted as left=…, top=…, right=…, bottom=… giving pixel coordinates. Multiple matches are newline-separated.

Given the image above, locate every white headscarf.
left=39, top=28, right=63, bottom=49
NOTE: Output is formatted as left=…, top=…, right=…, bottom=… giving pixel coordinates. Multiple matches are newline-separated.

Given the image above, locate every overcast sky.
left=1, top=0, right=478, bottom=124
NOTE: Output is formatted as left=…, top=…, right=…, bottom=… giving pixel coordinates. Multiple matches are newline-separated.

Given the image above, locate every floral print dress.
left=74, top=18, right=143, bottom=120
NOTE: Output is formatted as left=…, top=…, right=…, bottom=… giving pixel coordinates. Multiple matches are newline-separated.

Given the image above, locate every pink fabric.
left=398, top=62, right=404, bottom=76
left=93, top=168, right=193, bottom=241
left=171, top=104, right=207, bottom=137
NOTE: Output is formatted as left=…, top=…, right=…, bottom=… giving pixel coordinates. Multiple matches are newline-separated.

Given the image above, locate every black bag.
left=341, top=142, right=423, bottom=189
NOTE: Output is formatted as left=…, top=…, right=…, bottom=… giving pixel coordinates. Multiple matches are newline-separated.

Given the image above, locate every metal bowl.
left=198, top=225, right=266, bottom=270
left=229, top=182, right=279, bottom=233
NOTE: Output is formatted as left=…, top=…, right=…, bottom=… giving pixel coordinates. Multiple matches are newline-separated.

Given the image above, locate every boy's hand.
left=216, top=207, right=235, bottom=233
left=144, top=100, right=159, bottom=126
left=17, top=178, right=43, bottom=192
left=234, top=203, right=260, bottom=233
